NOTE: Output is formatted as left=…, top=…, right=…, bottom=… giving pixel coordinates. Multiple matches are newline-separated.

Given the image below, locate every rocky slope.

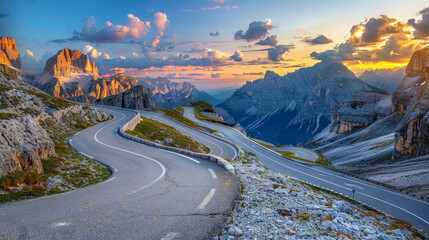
left=0, top=37, right=21, bottom=69
left=219, top=61, right=381, bottom=144
left=138, top=77, right=220, bottom=108
left=330, top=91, right=391, bottom=134
left=97, top=85, right=155, bottom=110
left=359, top=68, right=405, bottom=94
left=216, top=150, right=426, bottom=239
left=392, top=48, right=429, bottom=159
left=32, top=49, right=136, bottom=99
left=0, top=71, right=109, bottom=177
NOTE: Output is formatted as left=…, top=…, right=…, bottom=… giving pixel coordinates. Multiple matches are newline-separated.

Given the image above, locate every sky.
left=1, top=0, right=429, bottom=89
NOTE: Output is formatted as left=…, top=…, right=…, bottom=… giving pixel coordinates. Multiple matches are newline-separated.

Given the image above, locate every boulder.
left=97, top=85, right=155, bottom=110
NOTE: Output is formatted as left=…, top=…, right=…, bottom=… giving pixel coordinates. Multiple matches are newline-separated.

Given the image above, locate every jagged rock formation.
left=97, top=85, right=155, bottom=110
left=199, top=109, right=224, bottom=121
left=0, top=71, right=109, bottom=176
left=138, top=77, right=220, bottom=108
left=219, top=61, right=381, bottom=144
left=32, top=49, right=136, bottom=99
left=330, top=91, right=391, bottom=134
left=359, top=68, right=405, bottom=94
left=0, top=37, right=21, bottom=69
left=392, top=48, right=429, bottom=158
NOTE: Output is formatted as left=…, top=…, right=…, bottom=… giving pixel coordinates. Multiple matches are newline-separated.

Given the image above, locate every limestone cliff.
left=330, top=91, right=391, bottom=134
left=0, top=71, right=109, bottom=177
left=33, top=49, right=136, bottom=99
left=0, top=37, right=21, bottom=69
left=392, top=48, right=429, bottom=158
left=97, top=85, right=155, bottom=110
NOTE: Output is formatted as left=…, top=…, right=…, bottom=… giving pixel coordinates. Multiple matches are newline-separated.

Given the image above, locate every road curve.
left=0, top=107, right=240, bottom=240
left=183, top=107, right=429, bottom=231
left=275, top=146, right=319, bottom=162
left=139, top=110, right=237, bottom=160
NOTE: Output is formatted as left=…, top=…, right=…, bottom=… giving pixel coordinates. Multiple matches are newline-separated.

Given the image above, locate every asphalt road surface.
left=183, top=107, right=429, bottom=231
left=275, top=146, right=319, bottom=162
left=0, top=107, right=240, bottom=240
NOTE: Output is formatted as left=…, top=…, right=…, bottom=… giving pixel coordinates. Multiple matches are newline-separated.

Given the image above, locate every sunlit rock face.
left=392, top=48, right=429, bottom=158
left=330, top=91, right=392, bottom=134
left=0, top=37, right=22, bottom=69
left=219, top=61, right=380, bottom=144
left=97, top=85, right=155, bottom=110
left=33, top=49, right=136, bottom=99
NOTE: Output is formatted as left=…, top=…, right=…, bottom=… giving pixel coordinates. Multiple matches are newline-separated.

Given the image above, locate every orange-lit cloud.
left=26, top=50, right=34, bottom=57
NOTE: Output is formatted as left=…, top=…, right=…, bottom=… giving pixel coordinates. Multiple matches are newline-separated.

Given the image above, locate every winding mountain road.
left=182, top=107, right=429, bottom=231
left=0, top=107, right=240, bottom=240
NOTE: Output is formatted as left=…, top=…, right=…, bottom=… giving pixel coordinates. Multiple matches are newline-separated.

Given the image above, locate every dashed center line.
left=208, top=168, right=217, bottom=179
left=198, top=188, right=216, bottom=209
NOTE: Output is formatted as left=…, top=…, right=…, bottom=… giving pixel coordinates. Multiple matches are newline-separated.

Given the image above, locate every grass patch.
left=249, top=137, right=275, bottom=148
left=189, top=101, right=227, bottom=124
left=0, top=112, right=21, bottom=120
left=127, top=117, right=210, bottom=153
left=176, top=106, right=184, bottom=113
left=276, top=149, right=331, bottom=167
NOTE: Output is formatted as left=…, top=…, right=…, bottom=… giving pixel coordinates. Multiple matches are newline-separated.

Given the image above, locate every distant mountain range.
left=218, top=61, right=381, bottom=144
left=358, top=68, right=405, bottom=94
left=138, top=77, right=221, bottom=108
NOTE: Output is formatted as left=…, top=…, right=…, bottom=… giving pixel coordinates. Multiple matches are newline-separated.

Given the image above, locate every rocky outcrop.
left=219, top=61, right=381, bottom=144
left=97, top=85, right=155, bottom=110
left=0, top=37, right=21, bottom=69
left=0, top=116, right=55, bottom=175
left=43, top=48, right=98, bottom=78
left=199, top=109, right=224, bottom=121
left=0, top=63, right=20, bottom=79
left=392, top=48, right=429, bottom=158
left=68, top=94, right=97, bottom=104
left=0, top=71, right=109, bottom=177
left=32, top=49, right=136, bottom=99
left=330, top=91, right=391, bottom=134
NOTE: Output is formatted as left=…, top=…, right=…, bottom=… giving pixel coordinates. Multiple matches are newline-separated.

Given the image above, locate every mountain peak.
left=264, top=70, right=280, bottom=80
left=0, top=37, right=22, bottom=69
left=44, top=48, right=99, bottom=78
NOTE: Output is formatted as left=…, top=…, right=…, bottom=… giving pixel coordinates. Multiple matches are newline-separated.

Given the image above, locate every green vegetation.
left=127, top=117, right=210, bottom=153
left=276, top=149, right=331, bottom=167
left=189, top=101, right=227, bottom=124
left=249, top=137, right=275, bottom=148
left=155, top=107, right=217, bottom=133
left=0, top=112, right=21, bottom=120
left=0, top=110, right=112, bottom=203
left=176, top=106, right=184, bottom=113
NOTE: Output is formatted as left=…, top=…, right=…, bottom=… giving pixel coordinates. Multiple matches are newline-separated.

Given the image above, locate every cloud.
left=132, top=52, right=139, bottom=58
left=200, top=6, right=221, bottom=11
left=83, top=45, right=111, bottom=59
left=119, top=56, right=126, bottom=60
left=408, top=7, right=429, bottom=39
left=52, top=14, right=150, bottom=43
left=268, top=45, right=294, bottom=61
left=211, top=73, right=221, bottom=78
left=310, top=42, right=356, bottom=61
left=26, top=50, right=34, bottom=57
left=0, top=13, right=9, bottom=19
left=349, top=15, right=409, bottom=45
left=151, top=36, right=161, bottom=47
left=234, top=19, right=274, bottom=42
left=256, top=35, right=278, bottom=47
left=209, top=0, right=225, bottom=3
left=229, top=50, right=243, bottom=62
left=210, top=31, right=219, bottom=37
left=302, top=35, right=333, bottom=45
left=153, top=12, right=169, bottom=36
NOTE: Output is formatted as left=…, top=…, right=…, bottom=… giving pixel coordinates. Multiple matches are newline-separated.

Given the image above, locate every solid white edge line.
left=197, top=188, right=216, bottom=209
left=159, top=149, right=200, bottom=164
left=93, top=111, right=167, bottom=195
left=112, top=166, right=118, bottom=172
left=208, top=168, right=217, bottom=179
left=79, top=151, right=93, bottom=159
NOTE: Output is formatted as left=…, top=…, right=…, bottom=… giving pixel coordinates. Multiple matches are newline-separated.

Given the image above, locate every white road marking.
left=208, top=168, right=217, bottom=179
left=188, top=113, right=429, bottom=226
left=79, top=151, right=93, bottom=159
left=94, top=111, right=166, bottom=195
left=74, top=132, right=80, bottom=136
left=198, top=188, right=216, bottom=209
left=52, top=222, right=70, bottom=227
left=345, top=183, right=364, bottom=190
left=112, top=166, right=118, bottom=172
left=161, top=233, right=179, bottom=240
left=102, top=176, right=116, bottom=184
left=158, top=149, right=200, bottom=164
left=68, top=139, right=73, bottom=146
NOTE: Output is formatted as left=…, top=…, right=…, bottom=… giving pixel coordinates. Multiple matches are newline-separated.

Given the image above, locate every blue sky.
left=1, top=0, right=428, bottom=88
